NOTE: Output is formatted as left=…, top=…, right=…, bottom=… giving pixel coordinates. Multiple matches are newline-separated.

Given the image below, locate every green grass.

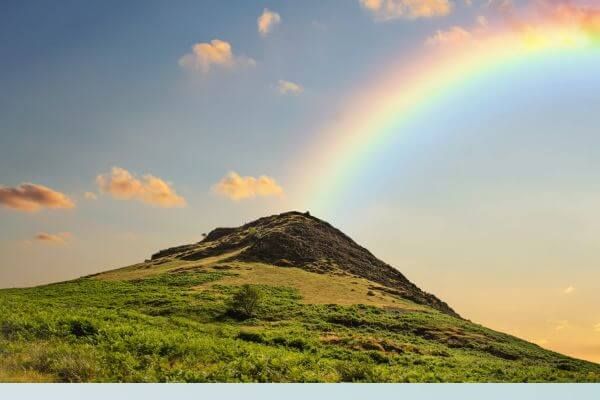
left=1, top=268, right=599, bottom=382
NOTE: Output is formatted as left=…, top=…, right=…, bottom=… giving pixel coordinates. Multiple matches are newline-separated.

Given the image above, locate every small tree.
left=230, top=284, right=262, bottom=319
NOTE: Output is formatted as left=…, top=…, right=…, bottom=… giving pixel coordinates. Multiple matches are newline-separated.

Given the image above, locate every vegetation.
left=229, top=284, right=262, bottom=319
left=1, top=264, right=599, bottom=382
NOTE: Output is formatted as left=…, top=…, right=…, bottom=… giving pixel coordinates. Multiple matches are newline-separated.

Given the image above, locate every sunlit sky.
left=1, top=0, right=600, bottom=363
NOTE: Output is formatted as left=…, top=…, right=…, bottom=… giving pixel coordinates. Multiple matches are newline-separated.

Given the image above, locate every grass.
left=1, top=262, right=599, bottom=382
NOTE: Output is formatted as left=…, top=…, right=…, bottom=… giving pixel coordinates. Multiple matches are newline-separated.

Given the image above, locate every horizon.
left=1, top=0, right=600, bottom=365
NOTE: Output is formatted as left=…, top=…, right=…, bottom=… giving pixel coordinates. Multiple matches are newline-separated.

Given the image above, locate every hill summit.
left=150, top=211, right=458, bottom=317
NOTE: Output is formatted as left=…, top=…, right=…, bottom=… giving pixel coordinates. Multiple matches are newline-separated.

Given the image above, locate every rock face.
left=151, top=211, right=459, bottom=318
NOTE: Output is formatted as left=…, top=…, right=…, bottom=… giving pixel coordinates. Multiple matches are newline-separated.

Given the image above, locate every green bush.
left=67, top=319, right=98, bottom=338
left=229, top=285, right=262, bottom=319
left=237, top=330, right=264, bottom=344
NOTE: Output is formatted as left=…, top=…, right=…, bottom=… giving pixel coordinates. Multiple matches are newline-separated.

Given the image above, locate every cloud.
left=84, top=191, right=97, bottom=200
left=258, top=9, right=281, bottom=36
left=595, top=323, right=600, bottom=333
left=563, top=285, right=575, bottom=294
left=213, top=172, right=284, bottom=201
left=96, top=167, right=186, bottom=208
left=0, top=183, right=75, bottom=212
left=34, top=232, right=71, bottom=245
left=179, top=39, right=255, bottom=74
left=554, top=320, right=570, bottom=331
left=539, top=1, right=600, bottom=35
left=277, top=80, right=304, bottom=95
left=422, top=2, right=600, bottom=51
left=425, top=15, right=488, bottom=46
left=360, top=0, right=452, bottom=21
left=426, top=26, right=472, bottom=45
left=476, top=15, right=488, bottom=28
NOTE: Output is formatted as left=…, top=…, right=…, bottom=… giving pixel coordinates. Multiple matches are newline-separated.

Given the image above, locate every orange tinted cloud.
left=425, top=15, right=488, bottom=46
left=35, top=232, right=71, bottom=244
left=258, top=9, right=281, bottom=36
left=360, top=0, right=452, bottom=21
left=541, top=2, right=600, bottom=37
left=179, top=39, right=256, bottom=73
left=213, top=172, right=284, bottom=201
left=426, top=26, right=472, bottom=46
left=96, top=167, right=186, bottom=208
left=0, top=183, right=75, bottom=212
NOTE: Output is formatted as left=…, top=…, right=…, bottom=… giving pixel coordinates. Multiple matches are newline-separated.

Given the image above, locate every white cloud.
left=277, top=80, right=303, bottom=95
left=179, top=39, right=255, bottom=74
left=360, top=0, right=452, bottom=21
left=213, top=172, right=284, bottom=201
left=258, top=9, right=281, bottom=36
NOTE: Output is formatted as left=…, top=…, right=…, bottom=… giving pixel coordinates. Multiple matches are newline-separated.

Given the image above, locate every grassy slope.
left=1, top=257, right=599, bottom=382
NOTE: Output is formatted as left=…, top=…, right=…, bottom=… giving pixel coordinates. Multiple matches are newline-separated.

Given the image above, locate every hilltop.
left=149, top=211, right=457, bottom=317
left=0, top=211, right=599, bottom=382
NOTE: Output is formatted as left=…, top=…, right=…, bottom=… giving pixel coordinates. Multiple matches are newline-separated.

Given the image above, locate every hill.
left=0, top=211, right=599, bottom=382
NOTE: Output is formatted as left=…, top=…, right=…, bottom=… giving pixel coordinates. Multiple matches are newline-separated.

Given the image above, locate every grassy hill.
left=1, top=211, right=599, bottom=382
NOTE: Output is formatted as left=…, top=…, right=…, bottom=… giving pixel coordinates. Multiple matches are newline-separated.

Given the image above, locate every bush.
left=229, top=285, right=262, bottom=319
left=237, top=330, right=264, bottom=343
left=336, top=361, right=379, bottom=382
left=67, top=319, right=98, bottom=338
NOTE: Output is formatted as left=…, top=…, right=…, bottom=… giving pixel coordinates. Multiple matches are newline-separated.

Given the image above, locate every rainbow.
left=296, top=8, right=600, bottom=213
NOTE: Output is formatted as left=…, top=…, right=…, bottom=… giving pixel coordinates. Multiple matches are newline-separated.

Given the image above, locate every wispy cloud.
left=84, top=191, right=98, bottom=200
left=213, top=172, right=284, bottom=201
left=277, top=80, right=304, bottom=95
left=563, top=285, right=575, bottom=295
left=554, top=320, right=570, bottom=331
left=96, top=167, right=186, bottom=208
left=360, top=0, right=452, bottom=21
left=594, top=323, right=600, bottom=333
left=425, top=15, right=488, bottom=46
left=34, top=232, right=71, bottom=245
left=258, top=9, right=281, bottom=37
left=426, top=26, right=472, bottom=46
left=0, top=183, right=75, bottom=212
left=179, top=39, right=255, bottom=74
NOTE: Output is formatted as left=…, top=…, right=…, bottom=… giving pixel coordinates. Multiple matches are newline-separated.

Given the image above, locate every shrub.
left=67, top=319, right=98, bottom=338
left=237, top=330, right=264, bottom=343
left=229, top=285, right=262, bottom=319
left=0, top=320, right=20, bottom=339
left=336, top=361, right=379, bottom=382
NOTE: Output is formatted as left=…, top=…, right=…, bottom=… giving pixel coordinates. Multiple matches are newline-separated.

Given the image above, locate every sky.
left=1, top=0, right=600, bottom=363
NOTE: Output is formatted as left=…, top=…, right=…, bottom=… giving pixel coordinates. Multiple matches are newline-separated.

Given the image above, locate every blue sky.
left=1, top=0, right=600, bottom=363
